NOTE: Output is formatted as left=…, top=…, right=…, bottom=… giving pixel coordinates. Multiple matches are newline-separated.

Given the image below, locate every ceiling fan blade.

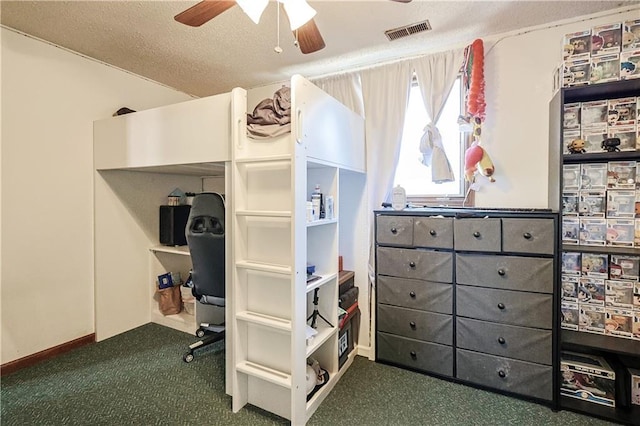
left=174, top=1, right=237, bottom=27
left=294, top=19, right=325, bottom=54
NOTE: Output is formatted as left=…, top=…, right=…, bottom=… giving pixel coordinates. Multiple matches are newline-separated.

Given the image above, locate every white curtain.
left=412, top=49, right=465, bottom=183
left=311, top=72, right=364, bottom=117
left=360, top=61, right=413, bottom=345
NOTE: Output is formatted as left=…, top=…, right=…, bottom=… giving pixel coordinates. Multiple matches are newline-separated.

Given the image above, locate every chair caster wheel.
left=196, top=328, right=205, bottom=338
left=183, top=353, right=194, bottom=363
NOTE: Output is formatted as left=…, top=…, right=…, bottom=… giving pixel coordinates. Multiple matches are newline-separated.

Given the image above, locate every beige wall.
left=0, top=28, right=191, bottom=364
left=476, top=6, right=639, bottom=208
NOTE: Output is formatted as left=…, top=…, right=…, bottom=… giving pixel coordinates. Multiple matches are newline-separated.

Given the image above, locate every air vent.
left=384, top=20, right=431, bottom=41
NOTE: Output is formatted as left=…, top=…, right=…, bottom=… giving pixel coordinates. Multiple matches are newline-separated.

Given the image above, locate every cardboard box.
left=592, top=23, right=622, bottom=56
left=623, top=19, right=640, bottom=51
left=561, top=351, right=616, bottom=407
left=564, top=30, right=591, bottom=60
left=621, top=50, right=640, bottom=80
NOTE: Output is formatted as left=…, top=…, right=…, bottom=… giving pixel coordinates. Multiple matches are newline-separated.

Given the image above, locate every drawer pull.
left=473, top=231, right=481, bottom=238
left=497, top=302, right=505, bottom=310
left=498, top=337, right=506, bottom=344
left=498, top=370, right=506, bottom=378
left=523, top=232, right=532, bottom=239
left=391, top=227, right=397, bottom=234
left=409, top=291, right=416, bottom=298
left=409, top=261, right=416, bottom=268
left=409, top=321, right=416, bottom=329
left=429, top=229, right=437, bottom=236
left=497, top=269, right=506, bottom=276
left=410, top=351, right=417, bottom=359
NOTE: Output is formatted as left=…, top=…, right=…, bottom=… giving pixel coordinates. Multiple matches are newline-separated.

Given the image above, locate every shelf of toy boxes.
left=558, top=60, right=640, bottom=423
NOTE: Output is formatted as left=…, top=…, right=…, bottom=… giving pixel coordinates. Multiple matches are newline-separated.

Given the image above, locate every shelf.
left=306, top=218, right=338, bottom=227
left=563, top=151, right=640, bottom=164
left=306, top=323, right=337, bottom=357
left=562, top=79, right=640, bottom=104
left=235, top=210, right=292, bottom=218
left=236, top=361, right=292, bottom=389
left=562, top=244, right=640, bottom=256
left=236, top=310, right=292, bottom=332
left=305, top=350, right=357, bottom=421
left=561, top=396, right=640, bottom=425
left=149, top=245, right=191, bottom=256
left=562, top=329, right=640, bottom=357
left=306, top=273, right=337, bottom=293
left=150, top=308, right=195, bottom=334
left=235, top=261, right=292, bottom=275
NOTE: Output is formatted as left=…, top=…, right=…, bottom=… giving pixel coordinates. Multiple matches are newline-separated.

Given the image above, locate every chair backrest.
left=186, top=193, right=225, bottom=307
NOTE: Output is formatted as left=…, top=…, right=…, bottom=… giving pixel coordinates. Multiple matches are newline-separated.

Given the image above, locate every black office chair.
left=182, top=192, right=226, bottom=363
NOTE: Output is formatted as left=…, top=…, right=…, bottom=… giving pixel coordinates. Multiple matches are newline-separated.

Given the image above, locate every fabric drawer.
left=377, top=247, right=453, bottom=283
left=456, top=349, right=552, bottom=401
left=378, top=305, right=452, bottom=345
left=377, top=276, right=452, bottom=314
left=502, top=218, right=555, bottom=255
left=413, top=217, right=454, bottom=249
left=453, top=218, right=501, bottom=252
left=456, top=317, right=552, bottom=365
left=456, top=285, right=553, bottom=329
left=377, top=332, right=453, bottom=377
left=376, top=216, right=413, bottom=246
left=455, top=253, right=553, bottom=293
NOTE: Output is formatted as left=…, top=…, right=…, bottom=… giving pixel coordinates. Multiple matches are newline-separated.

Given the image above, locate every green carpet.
left=1, top=323, right=614, bottom=425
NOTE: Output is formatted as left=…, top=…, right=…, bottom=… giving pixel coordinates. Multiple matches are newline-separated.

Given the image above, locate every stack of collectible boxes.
left=562, top=19, right=640, bottom=86
left=562, top=96, right=638, bottom=154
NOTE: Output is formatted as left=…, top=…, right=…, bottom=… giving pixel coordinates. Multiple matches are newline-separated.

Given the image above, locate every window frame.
left=397, top=75, right=474, bottom=207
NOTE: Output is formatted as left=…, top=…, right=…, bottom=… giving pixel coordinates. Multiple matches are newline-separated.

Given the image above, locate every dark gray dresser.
left=375, top=208, right=560, bottom=406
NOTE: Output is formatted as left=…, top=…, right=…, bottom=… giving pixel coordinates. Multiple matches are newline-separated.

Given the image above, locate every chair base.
left=183, top=328, right=225, bottom=363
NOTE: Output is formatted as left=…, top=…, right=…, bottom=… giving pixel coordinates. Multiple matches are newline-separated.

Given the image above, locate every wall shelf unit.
left=551, top=78, right=640, bottom=425
left=231, top=75, right=366, bottom=424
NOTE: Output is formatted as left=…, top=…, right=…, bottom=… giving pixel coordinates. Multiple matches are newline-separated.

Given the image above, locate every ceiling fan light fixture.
left=236, top=0, right=269, bottom=24
left=281, top=0, right=317, bottom=31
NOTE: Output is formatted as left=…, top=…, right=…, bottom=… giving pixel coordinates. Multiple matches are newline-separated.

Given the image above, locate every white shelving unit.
left=231, top=75, right=366, bottom=424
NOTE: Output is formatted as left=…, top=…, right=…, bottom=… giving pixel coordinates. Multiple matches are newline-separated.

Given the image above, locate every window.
left=393, top=77, right=470, bottom=206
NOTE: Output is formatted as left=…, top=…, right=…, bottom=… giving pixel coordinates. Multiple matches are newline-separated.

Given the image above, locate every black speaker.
left=159, top=205, right=191, bottom=246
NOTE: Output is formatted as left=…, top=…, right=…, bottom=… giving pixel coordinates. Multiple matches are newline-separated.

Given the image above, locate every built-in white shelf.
left=306, top=324, right=337, bottom=357
left=149, top=245, right=191, bottom=256
left=306, top=273, right=337, bottom=293
left=305, top=350, right=357, bottom=420
left=306, top=218, right=338, bottom=228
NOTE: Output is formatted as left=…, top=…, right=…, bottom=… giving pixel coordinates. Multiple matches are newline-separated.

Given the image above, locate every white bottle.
left=306, top=201, right=314, bottom=222
left=325, top=196, right=334, bottom=220
left=391, top=185, right=406, bottom=210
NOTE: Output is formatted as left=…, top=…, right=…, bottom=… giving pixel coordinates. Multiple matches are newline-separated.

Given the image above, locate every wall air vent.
left=384, top=20, right=431, bottom=41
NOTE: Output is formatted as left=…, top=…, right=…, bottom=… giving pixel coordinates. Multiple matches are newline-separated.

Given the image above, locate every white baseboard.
left=356, top=344, right=374, bottom=360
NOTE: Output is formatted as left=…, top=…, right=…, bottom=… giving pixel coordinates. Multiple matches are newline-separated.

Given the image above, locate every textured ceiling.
left=1, top=1, right=636, bottom=97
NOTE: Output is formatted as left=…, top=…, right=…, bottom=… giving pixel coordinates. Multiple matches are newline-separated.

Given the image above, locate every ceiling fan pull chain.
left=274, top=1, right=283, bottom=53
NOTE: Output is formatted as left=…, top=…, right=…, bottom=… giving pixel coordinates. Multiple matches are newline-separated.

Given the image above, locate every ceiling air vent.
left=385, top=20, right=432, bottom=41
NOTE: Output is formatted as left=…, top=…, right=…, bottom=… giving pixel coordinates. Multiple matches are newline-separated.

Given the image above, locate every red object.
left=466, top=39, right=486, bottom=120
